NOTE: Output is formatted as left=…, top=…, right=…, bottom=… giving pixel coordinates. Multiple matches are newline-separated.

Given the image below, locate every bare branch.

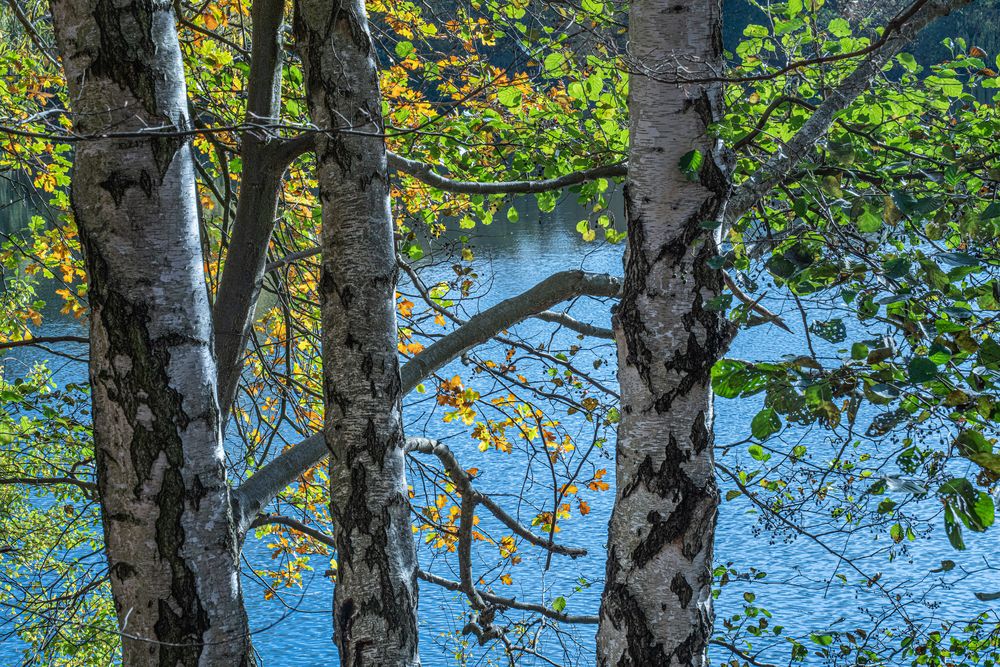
left=264, top=246, right=321, bottom=274
left=407, top=437, right=586, bottom=558
left=4, top=0, right=60, bottom=67
left=0, top=336, right=89, bottom=350
left=0, top=476, right=97, bottom=494
left=387, top=152, right=627, bottom=195
left=232, top=433, right=325, bottom=535
left=249, top=513, right=334, bottom=547
left=721, top=273, right=792, bottom=334
left=709, top=640, right=778, bottom=667
left=534, top=310, right=614, bottom=339
left=400, top=270, right=620, bottom=391
left=417, top=570, right=599, bottom=625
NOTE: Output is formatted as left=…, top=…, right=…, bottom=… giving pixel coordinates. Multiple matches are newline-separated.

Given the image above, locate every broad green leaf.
left=751, top=408, right=781, bottom=440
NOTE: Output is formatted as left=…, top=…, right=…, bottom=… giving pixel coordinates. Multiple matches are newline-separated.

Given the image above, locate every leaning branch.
left=249, top=513, right=334, bottom=547
left=4, top=0, right=60, bottom=68
left=400, top=270, right=620, bottom=391
left=726, top=0, right=972, bottom=224
left=534, top=310, right=614, bottom=339
left=0, top=476, right=97, bottom=494
left=232, top=270, right=620, bottom=532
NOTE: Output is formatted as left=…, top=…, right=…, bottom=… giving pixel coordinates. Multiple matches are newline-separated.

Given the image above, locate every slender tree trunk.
left=294, top=1, right=420, bottom=665
left=212, top=0, right=288, bottom=416
left=597, top=1, right=733, bottom=665
left=49, top=1, right=253, bottom=664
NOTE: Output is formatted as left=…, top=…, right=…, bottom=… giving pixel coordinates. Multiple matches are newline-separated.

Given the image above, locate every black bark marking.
left=88, top=0, right=187, bottom=178
left=623, top=425, right=718, bottom=568
left=670, top=573, right=693, bottom=609
left=83, top=235, right=215, bottom=666
left=615, top=183, right=655, bottom=391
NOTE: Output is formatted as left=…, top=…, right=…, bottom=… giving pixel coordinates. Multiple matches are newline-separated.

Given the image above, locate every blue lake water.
left=2, top=193, right=998, bottom=666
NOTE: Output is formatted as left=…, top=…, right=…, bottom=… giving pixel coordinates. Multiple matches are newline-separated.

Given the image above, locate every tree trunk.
left=294, top=1, right=421, bottom=665
left=49, top=0, right=253, bottom=664
left=597, top=1, right=733, bottom=665
left=212, top=0, right=289, bottom=417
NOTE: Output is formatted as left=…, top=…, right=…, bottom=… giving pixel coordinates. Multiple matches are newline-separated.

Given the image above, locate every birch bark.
left=49, top=0, right=253, bottom=663
left=294, top=0, right=420, bottom=664
left=597, top=1, right=733, bottom=665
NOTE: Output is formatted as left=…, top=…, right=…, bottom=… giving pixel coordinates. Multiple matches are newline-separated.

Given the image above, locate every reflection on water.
left=2, top=188, right=998, bottom=666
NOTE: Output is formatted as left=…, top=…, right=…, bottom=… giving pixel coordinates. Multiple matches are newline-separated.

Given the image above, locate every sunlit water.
left=2, top=188, right=998, bottom=666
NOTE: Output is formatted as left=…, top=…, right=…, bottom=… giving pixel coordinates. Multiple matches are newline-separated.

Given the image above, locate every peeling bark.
left=294, top=0, right=420, bottom=664
left=49, top=0, right=252, bottom=664
left=596, top=1, right=733, bottom=665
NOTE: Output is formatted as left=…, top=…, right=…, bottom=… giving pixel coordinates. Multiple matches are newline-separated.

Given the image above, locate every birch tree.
left=598, top=1, right=975, bottom=665
left=45, top=0, right=253, bottom=663
left=294, top=0, right=420, bottom=662
left=596, top=2, right=733, bottom=663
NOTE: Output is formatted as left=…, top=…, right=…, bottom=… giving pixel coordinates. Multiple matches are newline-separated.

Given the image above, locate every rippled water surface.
left=2, top=191, right=997, bottom=666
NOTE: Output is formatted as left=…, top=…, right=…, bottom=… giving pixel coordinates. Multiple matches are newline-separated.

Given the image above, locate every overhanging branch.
left=232, top=270, right=620, bottom=532
left=388, top=153, right=627, bottom=195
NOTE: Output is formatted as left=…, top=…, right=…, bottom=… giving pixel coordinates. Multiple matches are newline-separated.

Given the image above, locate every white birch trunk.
left=597, top=1, right=733, bottom=665
left=294, top=0, right=421, bottom=664
left=49, top=0, right=253, bottom=664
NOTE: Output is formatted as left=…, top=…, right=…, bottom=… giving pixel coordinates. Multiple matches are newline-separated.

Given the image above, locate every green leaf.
left=828, top=17, right=851, bottom=37
left=979, top=337, right=1000, bottom=370
left=957, top=430, right=991, bottom=455
left=747, top=444, right=770, bottom=462
left=712, top=359, right=755, bottom=398
left=908, top=357, right=938, bottom=383
left=981, top=202, right=1000, bottom=220
left=497, top=87, right=522, bottom=108
left=938, top=252, right=980, bottom=267
left=891, top=190, right=940, bottom=218
left=974, top=493, right=995, bottom=530
left=944, top=504, right=966, bottom=550
left=930, top=560, right=956, bottom=572
left=552, top=596, right=567, bottom=613
left=751, top=408, right=781, bottom=440
left=405, top=243, right=424, bottom=261
left=543, top=52, right=568, bottom=77
left=809, top=319, right=846, bottom=343
left=897, top=52, right=918, bottom=71
left=678, top=150, right=703, bottom=182
left=857, top=208, right=882, bottom=233
left=394, top=40, right=415, bottom=59
left=705, top=294, right=732, bottom=311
